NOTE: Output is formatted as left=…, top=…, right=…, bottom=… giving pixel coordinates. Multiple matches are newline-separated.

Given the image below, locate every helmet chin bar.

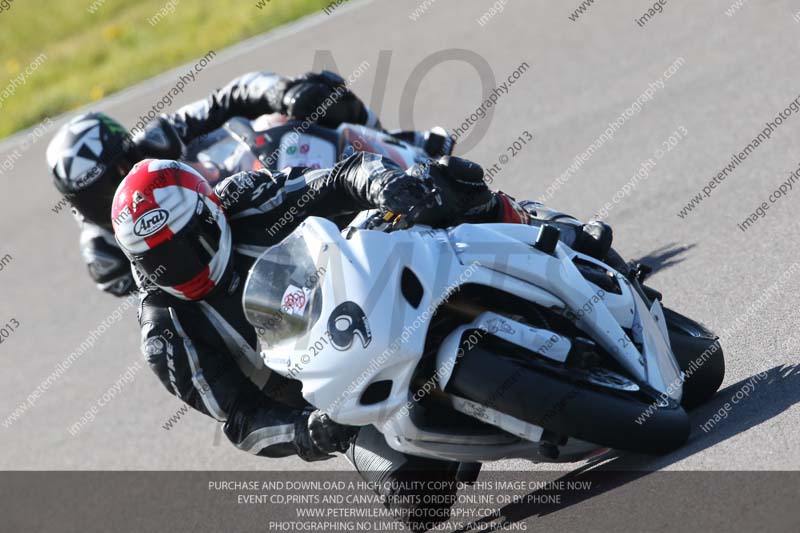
left=162, top=224, right=233, bottom=301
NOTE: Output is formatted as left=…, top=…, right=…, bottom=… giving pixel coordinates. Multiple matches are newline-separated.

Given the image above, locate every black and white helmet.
left=46, top=112, right=139, bottom=229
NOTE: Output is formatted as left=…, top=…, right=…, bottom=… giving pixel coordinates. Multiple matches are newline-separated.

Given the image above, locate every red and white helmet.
left=111, top=159, right=232, bottom=300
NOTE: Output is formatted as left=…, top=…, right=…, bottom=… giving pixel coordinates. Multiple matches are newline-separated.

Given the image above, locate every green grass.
left=0, top=0, right=331, bottom=138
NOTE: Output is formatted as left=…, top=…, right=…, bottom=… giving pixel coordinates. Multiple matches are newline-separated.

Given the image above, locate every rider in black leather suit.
left=46, top=70, right=452, bottom=296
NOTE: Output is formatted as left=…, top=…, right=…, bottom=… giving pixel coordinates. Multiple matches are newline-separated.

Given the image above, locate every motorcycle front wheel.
left=444, top=342, right=690, bottom=454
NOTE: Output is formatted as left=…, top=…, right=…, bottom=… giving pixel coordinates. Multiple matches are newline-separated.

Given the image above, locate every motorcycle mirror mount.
left=534, top=224, right=560, bottom=255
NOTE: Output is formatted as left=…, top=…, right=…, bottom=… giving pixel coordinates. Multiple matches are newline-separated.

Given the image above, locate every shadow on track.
left=454, top=364, right=800, bottom=532
left=633, top=242, right=697, bottom=275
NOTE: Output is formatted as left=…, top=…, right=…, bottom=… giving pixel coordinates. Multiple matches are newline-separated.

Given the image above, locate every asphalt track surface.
left=1, top=0, right=799, bottom=530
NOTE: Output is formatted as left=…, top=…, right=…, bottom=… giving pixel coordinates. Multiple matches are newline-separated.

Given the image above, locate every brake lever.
left=364, top=211, right=392, bottom=231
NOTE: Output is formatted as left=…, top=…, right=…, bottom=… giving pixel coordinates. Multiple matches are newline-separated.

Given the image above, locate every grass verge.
left=0, top=0, right=331, bottom=138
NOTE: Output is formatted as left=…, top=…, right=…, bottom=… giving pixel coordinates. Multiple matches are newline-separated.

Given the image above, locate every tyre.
left=663, top=307, right=725, bottom=410
left=444, top=343, right=690, bottom=454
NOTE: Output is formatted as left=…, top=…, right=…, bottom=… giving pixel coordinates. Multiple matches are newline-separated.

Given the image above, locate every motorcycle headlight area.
left=243, top=232, right=324, bottom=348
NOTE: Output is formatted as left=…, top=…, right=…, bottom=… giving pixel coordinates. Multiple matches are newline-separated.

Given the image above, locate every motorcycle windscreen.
left=242, top=232, right=324, bottom=348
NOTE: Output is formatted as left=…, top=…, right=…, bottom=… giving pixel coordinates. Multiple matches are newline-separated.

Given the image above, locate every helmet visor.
left=128, top=198, right=222, bottom=288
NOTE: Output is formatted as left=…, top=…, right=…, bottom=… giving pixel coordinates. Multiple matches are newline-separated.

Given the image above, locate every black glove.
left=411, top=156, right=497, bottom=226
left=282, top=70, right=368, bottom=128
left=306, top=410, right=359, bottom=457
left=133, top=116, right=185, bottom=160
left=373, top=172, right=436, bottom=220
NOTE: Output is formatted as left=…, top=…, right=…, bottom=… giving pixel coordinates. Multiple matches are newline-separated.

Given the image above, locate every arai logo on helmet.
left=74, top=163, right=106, bottom=188
left=133, top=209, right=170, bottom=237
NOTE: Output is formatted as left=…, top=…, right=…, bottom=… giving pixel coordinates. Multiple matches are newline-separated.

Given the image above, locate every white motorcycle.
left=242, top=211, right=725, bottom=465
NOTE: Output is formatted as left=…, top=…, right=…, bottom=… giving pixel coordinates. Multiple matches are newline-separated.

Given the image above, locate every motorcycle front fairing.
left=243, top=217, right=467, bottom=426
